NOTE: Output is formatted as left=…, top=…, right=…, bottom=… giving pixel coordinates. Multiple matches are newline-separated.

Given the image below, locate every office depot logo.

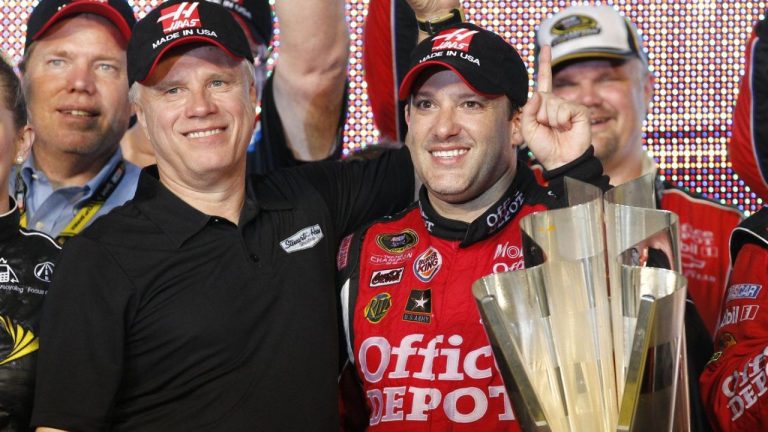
left=158, top=2, right=201, bottom=34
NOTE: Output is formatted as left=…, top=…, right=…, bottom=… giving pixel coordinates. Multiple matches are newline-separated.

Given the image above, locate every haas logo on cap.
left=158, top=2, right=202, bottom=34
left=432, top=28, right=478, bottom=52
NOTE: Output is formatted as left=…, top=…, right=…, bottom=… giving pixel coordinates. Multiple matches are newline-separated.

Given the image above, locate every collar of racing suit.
left=417, top=161, right=540, bottom=248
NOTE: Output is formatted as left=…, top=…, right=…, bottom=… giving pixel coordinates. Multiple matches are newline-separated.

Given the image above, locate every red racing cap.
left=25, top=0, right=136, bottom=51
left=399, top=22, right=529, bottom=108
left=127, top=0, right=254, bottom=86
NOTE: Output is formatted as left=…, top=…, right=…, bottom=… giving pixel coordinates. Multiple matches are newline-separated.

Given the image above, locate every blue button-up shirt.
left=9, top=149, right=140, bottom=238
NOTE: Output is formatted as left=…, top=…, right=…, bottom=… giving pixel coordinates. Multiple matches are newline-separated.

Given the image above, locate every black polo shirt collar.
left=0, top=197, right=21, bottom=242
left=418, top=160, right=536, bottom=247
left=133, top=166, right=293, bottom=248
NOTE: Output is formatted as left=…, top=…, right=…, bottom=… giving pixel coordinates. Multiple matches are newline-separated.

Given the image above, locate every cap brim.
left=31, top=3, right=132, bottom=44
left=139, top=36, right=249, bottom=84
left=398, top=60, right=500, bottom=101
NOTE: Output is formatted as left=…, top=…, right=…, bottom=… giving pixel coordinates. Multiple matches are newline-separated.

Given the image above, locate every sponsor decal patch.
left=403, top=289, right=432, bottom=324
left=0, top=259, right=19, bottom=284
left=431, top=28, right=478, bottom=52
left=550, top=14, right=600, bottom=47
left=364, top=293, right=392, bottom=323
left=717, top=305, right=760, bottom=331
left=0, top=316, right=37, bottom=365
left=726, top=284, right=763, bottom=302
left=357, top=334, right=513, bottom=424
left=717, top=343, right=768, bottom=421
left=375, top=229, right=419, bottom=254
left=158, top=2, right=202, bottom=34
left=370, top=251, right=414, bottom=266
left=33, top=262, right=54, bottom=283
left=486, top=191, right=524, bottom=233
left=413, top=247, right=442, bottom=283
left=369, top=268, right=404, bottom=288
left=280, top=225, right=324, bottom=253
left=337, top=234, right=352, bottom=271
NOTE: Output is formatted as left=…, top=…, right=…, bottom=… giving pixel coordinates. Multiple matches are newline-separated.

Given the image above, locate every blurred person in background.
left=700, top=205, right=768, bottom=432
left=12, top=0, right=140, bottom=244
left=0, top=52, right=60, bottom=432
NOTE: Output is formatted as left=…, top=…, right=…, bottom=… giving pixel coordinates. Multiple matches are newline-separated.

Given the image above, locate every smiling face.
left=551, top=58, right=653, bottom=183
left=22, top=14, right=131, bottom=163
left=133, top=45, right=257, bottom=190
left=404, top=69, right=521, bottom=219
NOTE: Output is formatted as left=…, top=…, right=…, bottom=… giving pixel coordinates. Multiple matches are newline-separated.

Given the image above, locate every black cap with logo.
left=25, top=0, right=136, bottom=51
left=398, top=22, right=528, bottom=108
left=127, top=0, right=254, bottom=85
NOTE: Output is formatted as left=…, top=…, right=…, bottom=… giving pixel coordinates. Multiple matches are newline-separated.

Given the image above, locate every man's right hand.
left=521, top=45, right=593, bottom=171
left=405, top=0, right=461, bottom=20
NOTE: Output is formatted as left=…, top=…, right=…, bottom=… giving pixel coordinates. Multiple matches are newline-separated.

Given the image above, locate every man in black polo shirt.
left=31, top=1, right=601, bottom=430
left=31, top=3, right=413, bottom=431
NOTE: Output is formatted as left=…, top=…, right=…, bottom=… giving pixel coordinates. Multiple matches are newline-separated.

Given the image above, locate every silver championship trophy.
left=473, top=175, right=689, bottom=432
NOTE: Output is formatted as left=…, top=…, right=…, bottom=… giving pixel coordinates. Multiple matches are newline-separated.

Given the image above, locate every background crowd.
left=0, top=0, right=764, bottom=431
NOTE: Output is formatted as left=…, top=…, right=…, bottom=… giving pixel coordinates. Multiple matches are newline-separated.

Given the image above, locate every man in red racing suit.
left=336, top=15, right=608, bottom=430
left=339, top=158, right=605, bottom=430
left=700, top=206, right=768, bottom=431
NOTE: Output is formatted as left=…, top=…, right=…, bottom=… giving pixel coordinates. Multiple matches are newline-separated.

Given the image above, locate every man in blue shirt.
left=10, top=0, right=141, bottom=244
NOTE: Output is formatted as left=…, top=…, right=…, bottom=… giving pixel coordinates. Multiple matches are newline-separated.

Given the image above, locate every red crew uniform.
left=729, top=13, right=768, bottom=201
left=658, top=180, right=744, bottom=336
left=700, top=207, right=768, bottom=431
left=338, top=158, right=606, bottom=431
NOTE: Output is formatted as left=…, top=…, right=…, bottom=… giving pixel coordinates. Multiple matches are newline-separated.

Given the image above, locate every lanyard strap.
left=16, top=161, right=126, bottom=245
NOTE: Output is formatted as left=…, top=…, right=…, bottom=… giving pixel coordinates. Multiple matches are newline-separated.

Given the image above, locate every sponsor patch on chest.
left=369, top=268, right=405, bottom=288
left=375, top=230, right=419, bottom=254
left=413, top=247, right=442, bottom=282
left=280, top=225, right=324, bottom=253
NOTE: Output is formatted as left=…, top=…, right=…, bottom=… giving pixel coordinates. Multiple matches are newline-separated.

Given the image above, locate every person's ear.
left=14, top=124, right=33, bottom=164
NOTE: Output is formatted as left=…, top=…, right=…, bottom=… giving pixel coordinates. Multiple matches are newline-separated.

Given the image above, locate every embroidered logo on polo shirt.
left=413, top=247, right=442, bottom=283
left=280, top=225, right=324, bottom=253
left=34, top=262, right=55, bottom=283
left=364, top=293, right=392, bottom=323
left=376, top=229, right=419, bottom=254
left=0, top=259, right=19, bottom=284
left=403, top=289, right=432, bottom=324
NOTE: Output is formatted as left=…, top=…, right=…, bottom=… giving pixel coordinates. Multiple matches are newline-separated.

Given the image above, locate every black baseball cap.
left=25, top=0, right=136, bottom=51
left=399, top=22, right=529, bottom=108
left=206, top=0, right=273, bottom=45
left=127, top=0, right=254, bottom=86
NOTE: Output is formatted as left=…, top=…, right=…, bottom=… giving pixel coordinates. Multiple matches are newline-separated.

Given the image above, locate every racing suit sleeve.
left=728, top=13, right=768, bottom=200
left=699, top=241, right=768, bottom=431
left=542, top=146, right=611, bottom=198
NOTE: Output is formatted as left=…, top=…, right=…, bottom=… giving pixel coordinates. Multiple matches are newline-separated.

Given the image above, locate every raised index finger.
left=537, top=44, right=552, bottom=93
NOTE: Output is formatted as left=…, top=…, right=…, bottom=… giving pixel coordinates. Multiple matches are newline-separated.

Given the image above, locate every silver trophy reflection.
left=473, top=174, right=688, bottom=431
